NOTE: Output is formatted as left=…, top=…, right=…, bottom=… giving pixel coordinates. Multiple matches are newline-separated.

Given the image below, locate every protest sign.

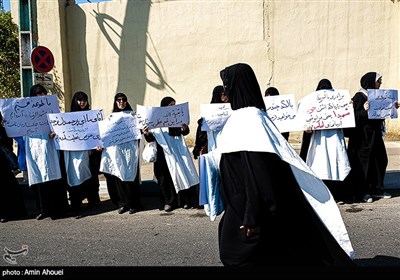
left=200, top=103, right=232, bottom=131
left=136, top=102, right=190, bottom=129
left=296, top=89, right=355, bottom=130
left=98, top=111, right=141, bottom=148
left=264, top=94, right=298, bottom=133
left=367, top=89, right=398, bottom=119
left=0, top=95, right=59, bottom=137
left=47, top=110, right=104, bottom=150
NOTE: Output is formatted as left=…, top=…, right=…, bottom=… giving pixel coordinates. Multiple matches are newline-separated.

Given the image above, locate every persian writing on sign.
left=0, top=95, right=60, bottom=137
left=200, top=103, right=232, bottom=131
left=263, top=94, right=298, bottom=133
left=98, top=111, right=142, bottom=148
left=47, top=110, right=104, bottom=150
left=136, top=102, right=190, bottom=129
left=297, top=89, right=355, bottom=130
left=367, top=89, right=398, bottom=119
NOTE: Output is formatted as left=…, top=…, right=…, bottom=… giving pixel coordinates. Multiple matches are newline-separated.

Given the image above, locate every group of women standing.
left=1, top=65, right=399, bottom=271
left=1, top=84, right=201, bottom=221
left=299, top=73, right=399, bottom=204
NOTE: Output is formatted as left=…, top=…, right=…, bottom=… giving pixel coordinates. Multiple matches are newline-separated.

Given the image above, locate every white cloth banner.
left=0, top=95, right=60, bottom=137
left=47, top=110, right=104, bottom=150
left=136, top=102, right=190, bottom=129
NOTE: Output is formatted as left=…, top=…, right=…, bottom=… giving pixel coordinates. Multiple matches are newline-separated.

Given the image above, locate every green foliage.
left=0, top=11, right=20, bottom=99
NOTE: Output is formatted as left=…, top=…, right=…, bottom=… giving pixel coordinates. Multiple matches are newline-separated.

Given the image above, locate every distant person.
left=0, top=112, right=27, bottom=223
left=99, top=93, right=144, bottom=214
left=347, top=72, right=399, bottom=203
left=192, top=85, right=228, bottom=220
left=60, top=91, right=100, bottom=216
left=143, top=96, right=199, bottom=212
left=216, top=63, right=355, bottom=267
left=300, top=79, right=352, bottom=203
left=14, top=136, right=28, bottom=182
left=264, top=86, right=290, bottom=141
left=192, top=85, right=228, bottom=159
left=25, top=84, right=69, bottom=220
left=299, top=79, right=333, bottom=161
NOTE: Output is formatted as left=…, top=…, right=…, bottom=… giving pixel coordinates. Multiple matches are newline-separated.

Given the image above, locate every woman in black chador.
left=216, top=63, right=356, bottom=267
left=347, top=72, right=399, bottom=202
left=0, top=112, right=27, bottom=223
left=143, top=96, right=199, bottom=212
left=99, top=92, right=144, bottom=214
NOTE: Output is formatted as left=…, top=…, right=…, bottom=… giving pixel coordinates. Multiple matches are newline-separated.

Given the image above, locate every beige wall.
left=11, top=0, right=400, bottom=142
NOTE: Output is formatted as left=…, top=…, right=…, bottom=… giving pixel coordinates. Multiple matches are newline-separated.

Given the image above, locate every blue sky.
left=3, top=0, right=10, bottom=11
left=3, top=0, right=110, bottom=12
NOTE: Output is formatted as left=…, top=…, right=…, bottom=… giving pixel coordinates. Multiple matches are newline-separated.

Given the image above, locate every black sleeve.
left=182, top=126, right=190, bottom=136
left=144, top=132, right=156, bottom=142
left=192, top=121, right=208, bottom=159
left=352, top=92, right=368, bottom=126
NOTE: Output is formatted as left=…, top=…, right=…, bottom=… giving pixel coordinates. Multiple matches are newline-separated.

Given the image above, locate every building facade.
left=11, top=0, right=400, bottom=142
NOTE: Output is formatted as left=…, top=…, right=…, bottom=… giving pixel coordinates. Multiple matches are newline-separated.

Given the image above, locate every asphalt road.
left=1, top=141, right=399, bottom=279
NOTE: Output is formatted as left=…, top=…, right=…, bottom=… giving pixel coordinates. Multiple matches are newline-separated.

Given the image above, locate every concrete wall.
left=11, top=0, right=400, bottom=142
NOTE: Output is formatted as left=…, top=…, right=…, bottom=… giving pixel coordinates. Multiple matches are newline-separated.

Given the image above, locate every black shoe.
left=70, top=205, right=83, bottom=213
left=118, top=206, right=128, bottom=214
left=136, top=204, right=144, bottom=211
left=85, top=202, right=96, bottom=211
left=75, top=214, right=84, bottom=219
left=51, top=214, right=67, bottom=220
left=183, top=204, right=190, bottom=209
left=128, top=209, right=136, bottom=214
left=0, top=218, right=7, bottom=223
left=36, top=213, right=47, bottom=220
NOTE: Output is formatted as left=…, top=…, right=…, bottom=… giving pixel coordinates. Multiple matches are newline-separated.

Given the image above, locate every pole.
left=18, top=0, right=36, bottom=97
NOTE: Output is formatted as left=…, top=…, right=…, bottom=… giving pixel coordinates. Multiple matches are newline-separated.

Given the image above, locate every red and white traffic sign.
left=31, top=46, right=54, bottom=73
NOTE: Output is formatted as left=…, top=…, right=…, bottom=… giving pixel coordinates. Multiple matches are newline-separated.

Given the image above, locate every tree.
left=0, top=11, right=20, bottom=98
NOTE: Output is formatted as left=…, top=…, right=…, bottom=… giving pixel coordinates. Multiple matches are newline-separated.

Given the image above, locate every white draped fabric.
left=151, top=127, right=199, bottom=193
left=100, top=140, right=140, bottom=182
left=64, top=150, right=92, bottom=187
left=25, top=134, right=62, bottom=186
left=306, top=129, right=351, bottom=181
left=199, top=151, right=224, bottom=221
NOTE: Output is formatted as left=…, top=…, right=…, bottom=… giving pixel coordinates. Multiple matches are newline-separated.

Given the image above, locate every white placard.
left=98, top=111, right=142, bottom=148
left=367, top=89, right=398, bottom=119
left=47, top=110, right=104, bottom=151
left=0, top=95, right=60, bottom=137
left=296, top=89, right=355, bottom=130
left=264, top=94, right=298, bottom=133
left=200, top=103, right=232, bottom=131
left=136, top=102, right=190, bottom=129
